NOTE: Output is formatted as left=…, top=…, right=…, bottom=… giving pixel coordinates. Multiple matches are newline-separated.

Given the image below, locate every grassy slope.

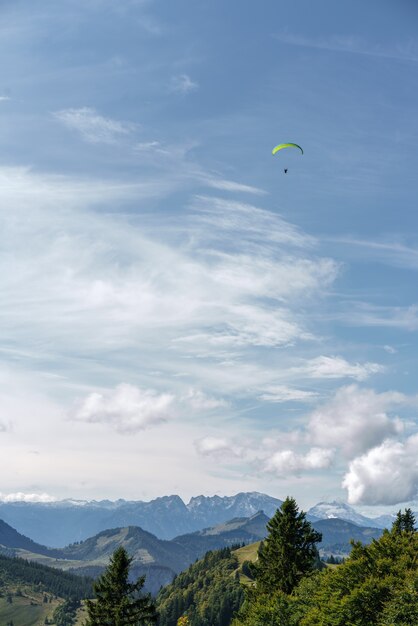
left=0, top=585, right=61, bottom=626
left=0, top=586, right=91, bottom=626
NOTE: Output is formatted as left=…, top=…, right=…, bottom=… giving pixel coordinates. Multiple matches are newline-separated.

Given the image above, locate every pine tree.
left=84, top=546, right=157, bottom=625
left=392, top=508, right=416, bottom=533
left=255, top=496, right=322, bottom=595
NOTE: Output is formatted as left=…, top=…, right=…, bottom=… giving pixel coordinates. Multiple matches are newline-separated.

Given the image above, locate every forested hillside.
left=157, top=500, right=417, bottom=626
left=157, top=547, right=244, bottom=626
left=233, top=506, right=418, bottom=626
left=0, top=554, right=92, bottom=600
left=0, top=553, right=92, bottom=626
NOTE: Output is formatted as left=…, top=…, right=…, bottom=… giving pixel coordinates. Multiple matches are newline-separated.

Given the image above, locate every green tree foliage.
left=254, top=497, right=322, bottom=595
left=392, top=507, right=416, bottom=533
left=295, top=527, right=418, bottom=625
left=234, top=526, right=418, bottom=626
left=84, top=546, right=157, bottom=626
left=0, top=553, right=92, bottom=599
left=157, top=547, right=244, bottom=626
left=53, top=598, right=81, bottom=625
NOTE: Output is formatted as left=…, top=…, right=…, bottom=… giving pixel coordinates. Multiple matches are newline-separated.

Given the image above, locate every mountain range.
left=0, top=492, right=283, bottom=547
left=0, top=509, right=384, bottom=594
left=0, top=492, right=410, bottom=549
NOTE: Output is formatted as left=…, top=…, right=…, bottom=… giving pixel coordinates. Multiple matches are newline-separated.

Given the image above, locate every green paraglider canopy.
left=272, top=143, right=304, bottom=155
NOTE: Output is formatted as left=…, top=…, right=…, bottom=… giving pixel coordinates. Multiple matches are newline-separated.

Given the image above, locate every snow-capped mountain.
left=307, top=501, right=375, bottom=527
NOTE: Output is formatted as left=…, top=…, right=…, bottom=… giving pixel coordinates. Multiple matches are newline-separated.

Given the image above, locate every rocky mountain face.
left=0, top=492, right=282, bottom=547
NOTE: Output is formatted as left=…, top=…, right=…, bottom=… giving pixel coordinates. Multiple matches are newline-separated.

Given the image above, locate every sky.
left=0, top=0, right=418, bottom=513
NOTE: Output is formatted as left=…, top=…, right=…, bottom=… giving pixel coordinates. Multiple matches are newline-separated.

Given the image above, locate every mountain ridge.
left=0, top=491, right=283, bottom=547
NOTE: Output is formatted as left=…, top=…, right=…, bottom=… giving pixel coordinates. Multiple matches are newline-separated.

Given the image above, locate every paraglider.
left=272, top=143, right=303, bottom=173
left=272, top=143, right=304, bottom=155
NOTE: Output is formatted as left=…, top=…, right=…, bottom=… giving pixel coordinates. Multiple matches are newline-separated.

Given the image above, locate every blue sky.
left=0, top=0, right=417, bottom=513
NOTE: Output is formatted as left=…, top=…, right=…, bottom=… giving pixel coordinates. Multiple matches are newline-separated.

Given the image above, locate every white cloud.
left=0, top=492, right=56, bottom=503
left=182, top=388, right=228, bottom=411
left=337, top=303, right=418, bottom=331
left=204, top=178, right=266, bottom=195
left=301, top=355, right=384, bottom=381
left=194, top=436, right=243, bottom=458
left=265, top=447, right=334, bottom=475
left=192, top=195, right=316, bottom=249
left=258, top=385, right=318, bottom=403
left=308, top=385, right=404, bottom=457
left=384, top=345, right=397, bottom=354
left=170, top=73, right=198, bottom=94
left=343, top=435, right=418, bottom=505
left=72, top=384, right=175, bottom=433
left=54, top=107, right=136, bottom=144
left=0, top=168, right=339, bottom=393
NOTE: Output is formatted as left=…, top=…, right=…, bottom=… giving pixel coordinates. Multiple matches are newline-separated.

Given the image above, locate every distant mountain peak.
left=307, top=501, right=375, bottom=527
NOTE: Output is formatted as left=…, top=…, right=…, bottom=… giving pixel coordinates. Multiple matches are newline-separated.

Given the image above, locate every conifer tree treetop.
left=255, top=496, right=322, bottom=595
left=84, top=546, right=157, bottom=626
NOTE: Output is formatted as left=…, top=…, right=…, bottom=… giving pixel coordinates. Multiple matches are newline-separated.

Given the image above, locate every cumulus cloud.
left=170, top=73, right=198, bottom=93
left=265, top=447, right=334, bottom=475
left=343, top=435, right=418, bottom=505
left=195, top=436, right=243, bottom=458
left=72, top=383, right=174, bottom=433
left=301, top=355, right=384, bottom=381
left=0, top=492, right=56, bottom=503
left=308, top=385, right=404, bottom=457
left=54, top=107, right=136, bottom=144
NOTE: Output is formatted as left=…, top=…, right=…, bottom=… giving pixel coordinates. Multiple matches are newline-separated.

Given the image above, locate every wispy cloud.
left=298, top=355, right=384, bottom=381
left=327, top=236, right=418, bottom=271
left=54, top=107, right=137, bottom=144
left=204, top=178, right=266, bottom=195
left=170, top=73, right=198, bottom=94
left=258, top=385, right=318, bottom=403
left=0, top=167, right=338, bottom=400
left=274, top=31, right=418, bottom=63
left=336, top=303, right=418, bottom=331
left=182, top=388, right=228, bottom=411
